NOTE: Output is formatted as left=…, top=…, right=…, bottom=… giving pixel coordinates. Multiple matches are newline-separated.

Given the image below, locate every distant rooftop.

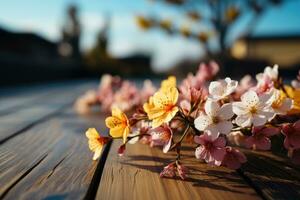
left=244, top=33, right=300, bottom=41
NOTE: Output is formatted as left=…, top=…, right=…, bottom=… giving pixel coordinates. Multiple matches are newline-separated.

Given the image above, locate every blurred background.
left=0, top=0, right=299, bottom=85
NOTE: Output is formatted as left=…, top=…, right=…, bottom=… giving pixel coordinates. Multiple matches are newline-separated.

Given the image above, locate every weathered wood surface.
left=0, top=81, right=106, bottom=200
left=0, top=82, right=78, bottom=115
left=0, top=109, right=109, bottom=200
left=239, top=149, right=300, bottom=200
left=0, top=82, right=94, bottom=143
left=97, top=140, right=261, bottom=200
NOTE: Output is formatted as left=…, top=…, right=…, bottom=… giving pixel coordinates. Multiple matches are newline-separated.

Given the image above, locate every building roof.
left=243, top=33, right=300, bottom=41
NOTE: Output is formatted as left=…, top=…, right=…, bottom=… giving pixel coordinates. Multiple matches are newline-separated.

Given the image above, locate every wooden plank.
left=239, top=149, right=300, bottom=200
left=0, top=81, right=83, bottom=115
left=0, top=81, right=95, bottom=143
left=0, top=109, right=109, bottom=200
left=97, top=140, right=261, bottom=200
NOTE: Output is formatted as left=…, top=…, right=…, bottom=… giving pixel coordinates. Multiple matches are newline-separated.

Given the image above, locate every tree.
left=136, top=0, right=285, bottom=65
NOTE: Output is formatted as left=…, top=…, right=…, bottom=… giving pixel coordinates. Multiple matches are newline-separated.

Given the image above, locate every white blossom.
left=208, top=78, right=238, bottom=100
left=232, top=90, right=273, bottom=127
left=256, top=64, right=279, bottom=82
left=194, top=100, right=234, bottom=139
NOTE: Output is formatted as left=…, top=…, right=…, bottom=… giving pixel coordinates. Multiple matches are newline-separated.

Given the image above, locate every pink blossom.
left=282, top=120, right=300, bottom=150
left=255, top=65, right=279, bottom=94
left=99, top=89, right=114, bottom=112
left=160, top=163, right=176, bottom=178
left=222, top=147, right=247, bottom=169
left=160, top=162, right=189, bottom=179
left=194, top=133, right=226, bottom=166
left=255, top=76, right=274, bottom=94
left=150, top=124, right=173, bottom=153
left=180, top=100, right=191, bottom=116
left=136, top=121, right=152, bottom=144
left=179, top=80, right=193, bottom=101
left=176, top=162, right=188, bottom=180
left=112, top=81, right=140, bottom=111
left=97, top=74, right=121, bottom=112
left=179, top=61, right=219, bottom=97
left=234, top=75, right=255, bottom=99
left=140, top=80, right=156, bottom=103
left=98, top=74, right=121, bottom=90
left=244, top=126, right=280, bottom=150
left=196, top=61, right=219, bottom=83
left=75, top=90, right=98, bottom=114
left=180, top=83, right=205, bottom=105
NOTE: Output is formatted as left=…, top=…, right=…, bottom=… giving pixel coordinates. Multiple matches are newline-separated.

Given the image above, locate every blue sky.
left=0, top=0, right=299, bottom=71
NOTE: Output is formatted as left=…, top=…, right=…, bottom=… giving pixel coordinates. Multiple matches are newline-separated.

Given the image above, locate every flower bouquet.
left=79, top=62, right=300, bottom=180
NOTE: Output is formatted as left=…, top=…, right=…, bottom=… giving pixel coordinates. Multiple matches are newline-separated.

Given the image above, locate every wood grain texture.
left=0, top=82, right=75, bottom=116
left=0, top=82, right=95, bottom=143
left=0, top=109, right=109, bottom=200
left=239, top=149, right=300, bottom=200
left=97, top=140, right=261, bottom=200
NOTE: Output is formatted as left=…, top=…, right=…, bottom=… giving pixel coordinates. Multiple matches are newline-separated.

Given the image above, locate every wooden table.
left=1, top=80, right=300, bottom=200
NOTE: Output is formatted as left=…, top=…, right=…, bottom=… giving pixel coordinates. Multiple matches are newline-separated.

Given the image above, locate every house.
left=231, top=34, right=300, bottom=69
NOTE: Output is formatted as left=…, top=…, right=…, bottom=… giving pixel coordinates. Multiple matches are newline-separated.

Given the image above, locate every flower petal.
left=241, top=90, right=259, bottom=107
left=109, top=126, right=125, bottom=138
left=88, top=139, right=101, bottom=151
left=206, top=125, right=220, bottom=140
left=205, top=100, right=220, bottom=117
left=169, top=87, right=179, bottom=104
left=194, top=114, right=211, bottom=131
left=252, top=114, right=267, bottom=126
left=86, top=128, right=99, bottom=139
left=257, top=109, right=274, bottom=121
left=216, top=121, right=233, bottom=135
left=93, top=147, right=103, bottom=160
left=209, top=81, right=225, bottom=98
left=194, top=135, right=204, bottom=145
left=105, top=116, right=121, bottom=129
left=260, top=127, right=280, bottom=137
left=153, top=87, right=178, bottom=108
left=235, top=114, right=252, bottom=127
left=210, top=147, right=226, bottom=163
left=213, top=137, right=226, bottom=147
left=232, top=102, right=248, bottom=115
left=163, top=138, right=172, bottom=153
left=195, top=146, right=207, bottom=159
left=218, top=103, right=234, bottom=120
left=112, top=107, right=124, bottom=119
left=225, top=77, right=238, bottom=95
left=244, top=137, right=255, bottom=149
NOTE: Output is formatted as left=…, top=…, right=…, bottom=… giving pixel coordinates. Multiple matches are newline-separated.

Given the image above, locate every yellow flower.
left=86, top=128, right=109, bottom=160
left=160, top=76, right=176, bottom=91
left=143, top=96, right=155, bottom=114
left=283, top=85, right=300, bottom=114
left=105, top=107, right=130, bottom=143
left=143, top=87, right=179, bottom=128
